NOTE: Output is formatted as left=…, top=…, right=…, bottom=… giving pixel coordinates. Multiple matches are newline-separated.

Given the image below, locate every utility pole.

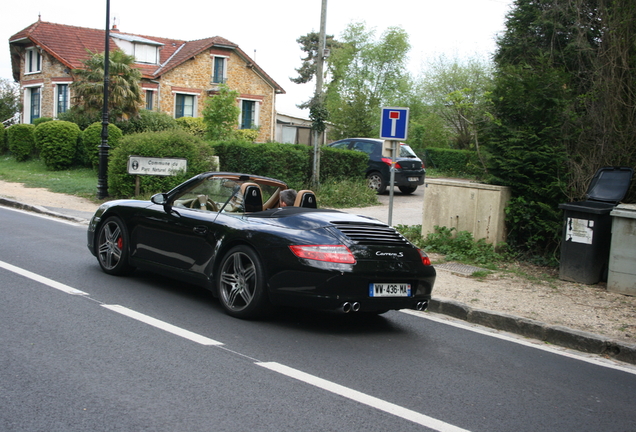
left=311, top=0, right=327, bottom=187
left=97, top=0, right=111, bottom=200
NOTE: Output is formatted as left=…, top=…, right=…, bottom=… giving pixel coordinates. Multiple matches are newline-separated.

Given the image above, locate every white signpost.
left=127, top=156, right=188, bottom=195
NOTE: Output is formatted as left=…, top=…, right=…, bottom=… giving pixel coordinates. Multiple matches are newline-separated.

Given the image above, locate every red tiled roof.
left=9, top=21, right=284, bottom=93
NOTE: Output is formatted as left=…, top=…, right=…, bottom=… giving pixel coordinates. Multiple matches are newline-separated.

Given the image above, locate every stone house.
left=8, top=20, right=285, bottom=142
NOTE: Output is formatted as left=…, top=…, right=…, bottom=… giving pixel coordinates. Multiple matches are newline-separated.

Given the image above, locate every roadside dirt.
left=1, top=179, right=635, bottom=345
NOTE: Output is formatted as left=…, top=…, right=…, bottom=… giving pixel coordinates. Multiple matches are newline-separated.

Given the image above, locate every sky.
left=1, top=0, right=513, bottom=118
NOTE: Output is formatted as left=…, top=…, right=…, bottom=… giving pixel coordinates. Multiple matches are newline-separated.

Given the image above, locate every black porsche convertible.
left=87, top=172, right=436, bottom=319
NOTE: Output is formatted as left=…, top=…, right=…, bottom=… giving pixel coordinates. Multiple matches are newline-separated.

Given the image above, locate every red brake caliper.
left=117, top=237, right=123, bottom=250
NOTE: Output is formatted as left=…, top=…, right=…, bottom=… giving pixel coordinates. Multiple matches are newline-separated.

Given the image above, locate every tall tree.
left=412, top=55, right=493, bottom=150
left=291, top=32, right=340, bottom=86
left=0, top=78, right=20, bottom=124
left=486, top=0, right=636, bottom=258
left=71, top=49, right=142, bottom=120
left=324, top=23, right=411, bottom=139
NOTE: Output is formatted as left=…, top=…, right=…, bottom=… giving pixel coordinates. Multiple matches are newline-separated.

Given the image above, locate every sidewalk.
left=1, top=180, right=635, bottom=366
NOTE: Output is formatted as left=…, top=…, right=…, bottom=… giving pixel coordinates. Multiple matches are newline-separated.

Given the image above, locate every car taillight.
left=418, top=249, right=431, bottom=266
left=289, top=245, right=356, bottom=264
left=381, top=157, right=402, bottom=169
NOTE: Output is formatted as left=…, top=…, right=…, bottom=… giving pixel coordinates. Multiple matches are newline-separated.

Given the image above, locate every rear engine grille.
left=331, top=221, right=410, bottom=246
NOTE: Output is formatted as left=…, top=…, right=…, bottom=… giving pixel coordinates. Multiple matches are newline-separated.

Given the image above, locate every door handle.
left=193, top=226, right=208, bottom=235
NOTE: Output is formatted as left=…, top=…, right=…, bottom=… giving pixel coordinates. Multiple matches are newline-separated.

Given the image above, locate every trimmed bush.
left=82, top=122, right=123, bottom=168
left=7, top=124, right=36, bottom=162
left=32, top=117, right=54, bottom=126
left=212, top=141, right=312, bottom=188
left=422, top=148, right=484, bottom=176
left=233, top=128, right=259, bottom=143
left=108, top=129, right=215, bottom=197
left=0, top=126, right=6, bottom=154
left=175, top=116, right=206, bottom=137
left=320, top=146, right=367, bottom=180
left=211, top=141, right=368, bottom=190
left=115, top=110, right=178, bottom=134
left=35, top=120, right=81, bottom=170
left=57, top=108, right=101, bottom=131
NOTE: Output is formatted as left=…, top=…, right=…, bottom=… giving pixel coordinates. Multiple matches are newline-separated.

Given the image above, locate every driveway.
left=343, top=186, right=425, bottom=227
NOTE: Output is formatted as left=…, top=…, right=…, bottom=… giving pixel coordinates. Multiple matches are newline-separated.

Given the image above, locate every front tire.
left=96, top=216, right=134, bottom=275
left=398, top=185, right=417, bottom=194
left=367, top=172, right=387, bottom=194
left=217, top=245, right=269, bottom=319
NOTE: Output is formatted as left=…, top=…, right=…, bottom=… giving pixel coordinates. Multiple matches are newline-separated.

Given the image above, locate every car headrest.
left=294, top=190, right=317, bottom=208
left=240, top=183, right=263, bottom=212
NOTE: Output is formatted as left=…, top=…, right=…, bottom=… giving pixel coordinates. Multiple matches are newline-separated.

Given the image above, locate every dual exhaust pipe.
left=340, top=302, right=361, bottom=313
left=339, top=300, right=429, bottom=313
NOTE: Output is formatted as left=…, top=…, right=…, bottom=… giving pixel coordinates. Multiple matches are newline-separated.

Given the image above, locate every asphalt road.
left=1, top=206, right=636, bottom=432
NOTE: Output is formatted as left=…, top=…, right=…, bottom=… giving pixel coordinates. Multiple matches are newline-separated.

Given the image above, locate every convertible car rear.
left=87, top=172, right=435, bottom=319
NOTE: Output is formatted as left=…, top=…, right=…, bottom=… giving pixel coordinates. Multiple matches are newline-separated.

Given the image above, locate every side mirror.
left=151, top=193, right=167, bottom=205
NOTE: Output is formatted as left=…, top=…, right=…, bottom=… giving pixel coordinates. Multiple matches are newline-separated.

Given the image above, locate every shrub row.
left=211, top=141, right=368, bottom=190
left=421, top=148, right=485, bottom=176
left=4, top=120, right=124, bottom=170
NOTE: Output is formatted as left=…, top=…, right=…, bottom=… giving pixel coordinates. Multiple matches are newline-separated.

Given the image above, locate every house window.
left=240, top=100, right=259, bottom=129
left=212, top=56, right=227, bottom=84
left=26, top=48, right=41, bottom=74
left=28, top=86, right=41, bottom=123
left=145, top=90, right=154, bottom=110
left=56, top=84, right=69, bottom=116
left=175, top=94, right=195, bottom=118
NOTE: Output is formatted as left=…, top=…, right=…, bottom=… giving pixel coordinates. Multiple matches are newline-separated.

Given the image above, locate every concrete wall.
left=421, top=179, right=511, bottom=244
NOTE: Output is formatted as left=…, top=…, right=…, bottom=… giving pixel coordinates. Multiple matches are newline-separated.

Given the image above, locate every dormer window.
left=112, top=33, right=162, bottom=65
left=26, top=47, right=41, bottom=73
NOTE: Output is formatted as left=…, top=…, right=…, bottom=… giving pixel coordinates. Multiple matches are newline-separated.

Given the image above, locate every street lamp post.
left=97, top=0, right=111, bottom=200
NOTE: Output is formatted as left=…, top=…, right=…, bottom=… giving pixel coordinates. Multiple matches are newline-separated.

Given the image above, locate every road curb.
left=0, top=197, right=88, bottom=224
left=429, top=298, right=636, bottom=365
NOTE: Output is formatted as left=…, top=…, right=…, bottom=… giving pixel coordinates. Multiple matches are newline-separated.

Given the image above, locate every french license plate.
left=408, top=177, right=420, bottom=182
left=369, top=283, right=411, bottom=297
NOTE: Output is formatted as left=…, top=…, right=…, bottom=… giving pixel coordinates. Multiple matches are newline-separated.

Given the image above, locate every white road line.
left=401, top=309, right=636, bottom=376
left=257, top=361, right=471, bottom=432
left=0, top=260, right=88, bottom=295
left=102, top=304, right=223, bottom=346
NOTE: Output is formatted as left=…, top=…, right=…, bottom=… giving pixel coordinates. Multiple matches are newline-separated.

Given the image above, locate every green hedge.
left=82, top=122, right=123, bottom=168
left=320, top=146, right=367, bottom=180
left=7, top=124, right=36, bottom=162
left=35, top=120, right=82, bottom=170
left=0, top=126, right=6, bottom=154
left=211, top=141, right=367, bottom=190
left=108, top=129, right=215, bottom=197
left=115, top=110, right=178, bottom=134
left=175, top=116, right=206, bottom=137
left=422, top=148, right=484, bottom=176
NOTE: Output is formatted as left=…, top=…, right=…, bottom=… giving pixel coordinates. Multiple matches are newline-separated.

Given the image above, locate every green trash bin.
left=559, top=167, right=634, bottom=285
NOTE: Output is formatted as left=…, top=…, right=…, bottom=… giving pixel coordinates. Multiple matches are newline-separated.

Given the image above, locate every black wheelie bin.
left=558, top=166, right=634, bottom=284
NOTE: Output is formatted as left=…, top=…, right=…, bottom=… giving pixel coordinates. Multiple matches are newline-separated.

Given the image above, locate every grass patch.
left=0, top=156, right=99, bottom=201
left=395, top=224, right=510, bottom=267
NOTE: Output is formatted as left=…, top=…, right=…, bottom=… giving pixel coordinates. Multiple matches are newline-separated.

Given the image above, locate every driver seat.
left=240, top=182, right=263, bottom=212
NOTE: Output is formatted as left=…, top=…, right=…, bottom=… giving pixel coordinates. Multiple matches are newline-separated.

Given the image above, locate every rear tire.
left=217, top=245, right=269, bottom=319
left=96, top=216, right=134, bottom=275
left=367, top=172, right=387, bottom=194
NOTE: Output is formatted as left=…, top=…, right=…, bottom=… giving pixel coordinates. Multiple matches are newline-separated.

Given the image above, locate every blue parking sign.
left=380, top=107, right=409, bottom=140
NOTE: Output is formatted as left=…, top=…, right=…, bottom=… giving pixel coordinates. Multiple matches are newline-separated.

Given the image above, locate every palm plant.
left=71, top=49, right=143, bottom=120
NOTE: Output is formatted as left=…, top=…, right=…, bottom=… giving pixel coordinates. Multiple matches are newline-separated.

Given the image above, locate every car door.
left=130, top=204, right=217, bottom=279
